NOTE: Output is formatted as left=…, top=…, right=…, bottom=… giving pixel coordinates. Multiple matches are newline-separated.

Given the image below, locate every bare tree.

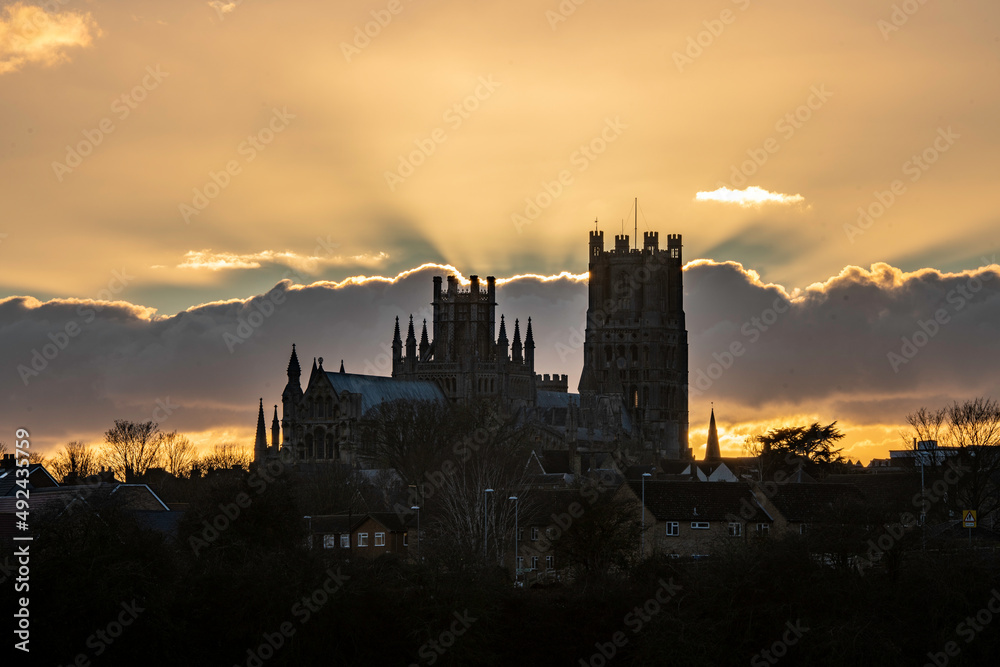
left=357, top=399, right=473, bottom=487
left=200, top=442, right=252, bottom=471
left=429, top=405, right=536, bottom=569
left=905, top=406, right=947, bottom=445
left=50, top=441, right=100, bottom=482
left=159, top=431, right=196, bottom=477
left=102, top=420, right=163, bottom=482
left=945, top=397, right=1000, bottom=519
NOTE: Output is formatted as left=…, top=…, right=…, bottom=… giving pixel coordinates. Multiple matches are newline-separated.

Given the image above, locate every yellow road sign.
left=962, top=510, right=977, bottom=528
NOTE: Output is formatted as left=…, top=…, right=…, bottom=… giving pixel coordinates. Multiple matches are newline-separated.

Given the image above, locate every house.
left=0, top=457, right=60, bottom=495
left=306, top=512, right=411, bottom=558
left=0, top=481, right=175, bottom=541
left=625, top=480, right=773, bottom=557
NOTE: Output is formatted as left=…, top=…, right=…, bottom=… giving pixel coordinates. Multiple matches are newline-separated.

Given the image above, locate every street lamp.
left=509, top=496, right=519, bottom=575
left=484, top=488, right=494, bottom=562
left=410, top=506, right=420, bottom=561
left=641, top=473, right=652, bottom=557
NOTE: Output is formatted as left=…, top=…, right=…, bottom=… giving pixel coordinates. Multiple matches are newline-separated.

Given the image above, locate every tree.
left=102, top=420, right=163, bottom=481
left=945, top=397, right=1000, bottom=520
left=427, top=403, right=536, bottom=570
left=357, top=399, right=474, bottom=488
left=50, top=441, right=100, bottom=482
left=200, top=441, right=251, bottom=470
left=747, top=422, right=845, bottom=478
left=160, top=431, right=196, bottom=477
left=550, top=486, right=642, bottom=584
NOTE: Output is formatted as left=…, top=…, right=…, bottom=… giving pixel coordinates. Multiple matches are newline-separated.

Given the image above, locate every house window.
left=323, top=535, right=337, bottom=549
left=530, top=556, right=539, bottom=570
left=530, top=527, right=539, bottom=541
left=340, top=534, right=349, bottom=548
left=516, top=556, right=524, bottom=570
left=799, top=524, right=808, bottom=535
left=756, top=524, right=770, bottom=537
left=518, top=528, right=525, bottom=541
left=691, top=522, right=710, bottom=530
left=546, top=556, right=555, bottom=570
left=357, top=532, right=368, bottom=547
left=665, top=522, right=679, bottom=536
left=375, top=532, right=385, bottom=547
left=403, top=532, right=408, bottom=546
left=728, top=523, right=742, bottom=538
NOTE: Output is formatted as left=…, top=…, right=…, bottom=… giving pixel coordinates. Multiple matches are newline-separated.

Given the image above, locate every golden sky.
left=2, top=0, right=999, bottom=460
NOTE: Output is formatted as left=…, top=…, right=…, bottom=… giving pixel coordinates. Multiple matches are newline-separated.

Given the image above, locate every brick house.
left=624, top=480, right=773, bottom=557
left=308, top=512, right=410, bottom=558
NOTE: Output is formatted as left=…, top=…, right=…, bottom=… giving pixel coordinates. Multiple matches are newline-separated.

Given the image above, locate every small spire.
left=392, top=316, right=401, bottom=343
left=287, top=343, right=301, bottom=378
left=512, top=318, right=523, bottom=363
left=406, top=314, right=416, bottom=343
left=497, top=314, right=508, bottom=343
left=525, top=317, right=534, bottom=346
left=311, top=357, right=317, bottom=373
left=339, top=359, right=345, bottom=374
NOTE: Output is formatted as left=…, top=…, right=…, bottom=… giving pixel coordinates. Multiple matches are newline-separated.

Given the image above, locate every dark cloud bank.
left=3, top=260, right=999, bottom=452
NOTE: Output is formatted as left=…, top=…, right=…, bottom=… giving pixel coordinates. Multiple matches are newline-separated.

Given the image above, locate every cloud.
left=0, top=2, right=100, bottom=75
left=695, top=186, right=805, bottom=207
left=208, top=1, right=238, bottom=16
left=174, top=249, right=390, bottom=273
left=4, top=261, right=999, bottom=462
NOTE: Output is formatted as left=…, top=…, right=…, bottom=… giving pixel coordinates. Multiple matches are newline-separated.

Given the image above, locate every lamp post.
left=484, top=488, right=494, bottom=562
left=410, top=506, right=420, bottom=561
left=509, top=496, right=519, bottom=576
left=640, top=473, right=652, bottom=557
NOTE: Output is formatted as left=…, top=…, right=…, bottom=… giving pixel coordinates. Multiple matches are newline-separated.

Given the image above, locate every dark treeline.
left=16, top=471, right=1000, bottom=667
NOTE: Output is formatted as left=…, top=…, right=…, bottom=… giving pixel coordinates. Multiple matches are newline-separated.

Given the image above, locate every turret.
left=512, top=318, right=523, bottom=364
left=282, top=344, right=303, bottom=420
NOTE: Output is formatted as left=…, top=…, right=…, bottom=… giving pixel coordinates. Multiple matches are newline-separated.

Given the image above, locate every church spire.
left=339, top=359, right=345, bottom=374
left=254, top=398, right=268, bottom=463
left=705, top=406, right=722, bottom=462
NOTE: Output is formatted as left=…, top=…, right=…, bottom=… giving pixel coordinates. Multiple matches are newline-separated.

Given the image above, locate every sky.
left=1, top=0, right=999, bottom=462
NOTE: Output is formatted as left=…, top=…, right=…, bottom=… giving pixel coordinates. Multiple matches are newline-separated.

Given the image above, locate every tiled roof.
left=764, top=483, right=864, bottom=523
left=628, top=480, right=770, bottom=523
left=325, top=372, right=445, bottom=415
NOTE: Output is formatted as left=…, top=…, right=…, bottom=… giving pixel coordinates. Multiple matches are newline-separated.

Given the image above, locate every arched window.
left=304, top=433, right=314, bottom=459
left=630, top=345, right=638, bottom=365
left=326, top=433, right=335, bottom=460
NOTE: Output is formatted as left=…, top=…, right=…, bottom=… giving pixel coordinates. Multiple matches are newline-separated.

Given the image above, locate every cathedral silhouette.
left=255, top=229, right=690, bottom=465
